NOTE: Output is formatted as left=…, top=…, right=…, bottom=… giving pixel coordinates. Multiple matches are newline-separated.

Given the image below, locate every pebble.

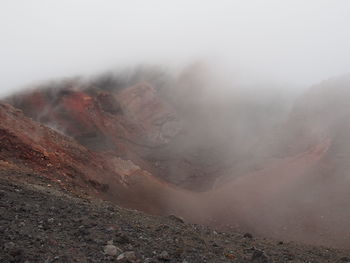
left=158, top=250, right=170, bottom=261
left=117, top=251, right=137, bottom=262
left=104, top=244, right=121, bottom=256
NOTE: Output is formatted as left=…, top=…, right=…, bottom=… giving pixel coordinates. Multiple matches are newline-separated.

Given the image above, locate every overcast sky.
left=1, top=0, right=350, bottom=96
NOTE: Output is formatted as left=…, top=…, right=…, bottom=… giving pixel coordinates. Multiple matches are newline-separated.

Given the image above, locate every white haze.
left=0, top=0, right=350, bottom=96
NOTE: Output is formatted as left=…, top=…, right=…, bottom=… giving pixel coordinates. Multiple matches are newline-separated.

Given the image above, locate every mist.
left=2, top=0, right=350, bottom=250
left=1, top=0, right=350, bottom=96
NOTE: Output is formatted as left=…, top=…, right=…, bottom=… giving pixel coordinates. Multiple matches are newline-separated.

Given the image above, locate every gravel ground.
left=1, top=175, right=350, bottom=263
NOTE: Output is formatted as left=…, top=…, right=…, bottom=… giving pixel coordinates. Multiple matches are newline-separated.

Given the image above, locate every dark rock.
left=115, top=233, right=130, bottom=244
left=251, top=249, right=271, bottom=263
left=167, top=215, right=185, bottom=224
left=244, top=233, right=253, bottom=239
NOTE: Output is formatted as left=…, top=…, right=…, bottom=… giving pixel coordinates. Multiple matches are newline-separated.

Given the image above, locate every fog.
left=2, top=0, right=350, bottom=250
left=1, top=0, right=350, bottom=96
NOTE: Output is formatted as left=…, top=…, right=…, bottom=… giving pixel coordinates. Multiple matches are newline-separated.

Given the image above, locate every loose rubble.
left=1, top=176, right=349, bottom=262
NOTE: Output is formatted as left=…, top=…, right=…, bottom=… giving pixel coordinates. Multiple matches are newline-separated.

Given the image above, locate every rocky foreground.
left=1, top=172, right=349, bottom=263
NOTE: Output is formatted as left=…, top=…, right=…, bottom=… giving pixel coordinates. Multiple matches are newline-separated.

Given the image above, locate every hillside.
left=2, top=69, right=350, bottom=260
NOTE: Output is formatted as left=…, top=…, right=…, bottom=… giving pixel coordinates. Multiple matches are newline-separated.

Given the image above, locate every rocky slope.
left=0, top=101, right=194, bottom=216
left=2, top=69, right=350, bottom=252
left=1, top=173, right=349, bottom=263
